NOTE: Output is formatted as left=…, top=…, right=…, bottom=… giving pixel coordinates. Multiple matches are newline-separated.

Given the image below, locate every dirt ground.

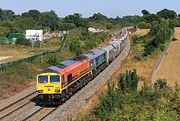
left=153, top=27, right=180, bottom=87
left=133, top=29, right=149, bottom=37
left=0, top=41, right=60, bottom=64
left=0, top=49, right=30, bottom=64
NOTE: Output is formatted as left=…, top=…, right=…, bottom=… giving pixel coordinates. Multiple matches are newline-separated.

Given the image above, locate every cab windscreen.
left=38, top=75, right=48, bottom=83
left=50, top=75, right=60, bottom=83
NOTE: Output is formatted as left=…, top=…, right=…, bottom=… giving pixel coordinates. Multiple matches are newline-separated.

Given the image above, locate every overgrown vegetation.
left=0, top=62, right=37, bottom=90
left=88, top=70, right=180, bottom=121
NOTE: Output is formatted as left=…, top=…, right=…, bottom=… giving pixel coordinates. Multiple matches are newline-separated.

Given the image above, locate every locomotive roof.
left=84, top=48, right=106, bottom=59
left=38, top=55, right=89, bottom=74
left=101, top=44, right=114, bottom=51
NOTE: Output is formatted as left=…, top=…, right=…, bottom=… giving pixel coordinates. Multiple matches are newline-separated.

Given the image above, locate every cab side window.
left=67, top=74, right=72, bottom=83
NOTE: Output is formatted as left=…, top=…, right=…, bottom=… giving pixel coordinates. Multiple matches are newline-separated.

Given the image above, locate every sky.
left=0, top=0, right=179, bottom=18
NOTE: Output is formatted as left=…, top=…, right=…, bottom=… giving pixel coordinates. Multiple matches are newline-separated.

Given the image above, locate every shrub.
left=69, top=38, right=84, bottom=55
left=46, top=53, right=58, bottom=65
left=118, top=69, right=139, bottom=93
left=138, top=21, right=151, bottom=29
left=15, top=38, right=31, bottom=46
left=154, top=79, right=167, bottom=89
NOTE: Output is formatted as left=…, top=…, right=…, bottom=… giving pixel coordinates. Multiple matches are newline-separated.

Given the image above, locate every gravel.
left=42, top=38, right=131, bottom=121
left=0, top=85, right=36, bottom=111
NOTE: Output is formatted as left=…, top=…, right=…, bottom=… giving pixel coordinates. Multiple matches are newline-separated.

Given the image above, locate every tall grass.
left=0, top=62, right=37, bottom=90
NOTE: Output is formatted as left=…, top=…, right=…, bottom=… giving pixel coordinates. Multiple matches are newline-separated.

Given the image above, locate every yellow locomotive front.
left=36, top=73, right=62, bottom=104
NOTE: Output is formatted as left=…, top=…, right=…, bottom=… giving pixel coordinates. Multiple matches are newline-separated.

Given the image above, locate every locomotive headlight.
left=38, top=90, right=43, bottom=93
left=55, top=89, right=60, bottom=92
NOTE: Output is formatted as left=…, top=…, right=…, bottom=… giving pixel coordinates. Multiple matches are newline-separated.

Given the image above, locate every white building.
left=88, top=27, right=103, bottom=33
left=26, top=30, right=43, bottom=41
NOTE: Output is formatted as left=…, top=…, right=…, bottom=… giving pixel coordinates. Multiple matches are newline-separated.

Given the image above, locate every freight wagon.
left=36, top=27, right=129, bottom=105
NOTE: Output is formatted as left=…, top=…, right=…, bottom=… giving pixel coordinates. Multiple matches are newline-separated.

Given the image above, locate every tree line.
left=0, top=8, right=180, bottom=37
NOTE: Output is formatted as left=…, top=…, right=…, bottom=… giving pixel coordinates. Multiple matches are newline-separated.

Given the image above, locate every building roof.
left=7, top=33, right=25, bottom=39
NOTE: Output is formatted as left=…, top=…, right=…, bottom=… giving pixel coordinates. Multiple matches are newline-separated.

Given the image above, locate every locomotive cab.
left=36, top=73, right=62, bottom=104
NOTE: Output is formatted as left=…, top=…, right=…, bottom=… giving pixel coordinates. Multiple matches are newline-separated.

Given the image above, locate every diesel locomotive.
left=36, top=28, right=129, bottom=104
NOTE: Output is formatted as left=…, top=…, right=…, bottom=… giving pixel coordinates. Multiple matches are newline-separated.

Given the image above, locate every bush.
left=90, top=71, right=179, bottom=121
left=118, top=69, right=139, bottom=93
left=106, top=23, right=113, bottom=30
left=0, top=62, right=37, bottom=90
left=144, top=25, right=173, bottom=56
left=69, top=38, right=84, bottom=55
left=154, top=79, right=167, bottom=89
left=138, top=21, right=151, bottom=29
left=15, top=38, right=31, bottom=46
left=46, top=53, right=58, bottom=65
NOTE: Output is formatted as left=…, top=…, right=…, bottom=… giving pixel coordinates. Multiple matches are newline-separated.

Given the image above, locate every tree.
left=46, top=53, right=58, bottom=65
left=64, top=13, right=88, bottom=28
left=143, top=14, right=161, bottom=23
left=69, top=38, right=84, bottom=55
left=1, top=10, right=15, bottom=20
left=14, top=17, right=36, bottom=32
left=178, top=14, right=180, bottom=18
left=0, top=8, right=3, bottom=20
left=138, top=21, right=151, bottom=29
left=89, top=13, right=108, bottom=21
left=156, top=9, right=177, bottom=19
left=0, top=26, right=10, bottom=36
left=149, top=23, right=161, bottom=35
left=59, top=22, right=76, bottom=31
left=22, top=10, right=41, bottom=21
left=15, top=38, right=31, bottom=46
left=39, top=10, right=59, bottom=31
left=141, top=9, right=150, bottom=16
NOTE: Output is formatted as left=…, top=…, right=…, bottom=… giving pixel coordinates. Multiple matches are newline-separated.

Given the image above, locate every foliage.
left=0, top=62, right=37, bottom=90
left=118, top=69, right=139, bottom=93
left=138, top=21, right=151, bottom=29
left=80, top=30, right=108, bottom=51
left=154, top=79, right=167, bottom=89
left=46, top=53, right=58, bottom=65
left=89, top=13, right=108, bottom=21
left=15, top=38, right=31, bottom=46
left=13, top=17, right=36, bottom=32
left=59, top=22, right=76, bottom=31
left=0, top=9, right=15, bottom=20
left=143, top=14, right=161, bottom=23
left=144, top=23, right=173, bottom=56
left=141, top=9, right=150, bottom=16
left=157, top=9, right=177, bottom=19
left=69, top=38, right=84, bottom=55
left=90, top=71, right=180, bottom=121
left=0, top=26, right=10, bottom=36
left=64, top=13, right=89, bottom=28
left=38, top=10, right=59, bottom=31
left=22, top=9, right=41, bottom=21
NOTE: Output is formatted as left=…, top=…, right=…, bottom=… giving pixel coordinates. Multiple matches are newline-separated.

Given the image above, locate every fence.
left=0, top=49, right=59, bottom=72
left=150, top=33, right=175, bottom=88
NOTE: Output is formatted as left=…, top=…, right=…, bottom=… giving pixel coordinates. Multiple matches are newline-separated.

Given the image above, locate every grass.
left=153, top=27, right=180, bottom=87
left=0, top=62, right=38, bottom=99
left=0, top=38, right=61, bottom=63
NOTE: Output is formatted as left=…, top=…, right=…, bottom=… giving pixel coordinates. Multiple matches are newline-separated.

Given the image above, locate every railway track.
left=0, top=91, right=37, bottom=120
left=23, top=107, right=57, bottom=121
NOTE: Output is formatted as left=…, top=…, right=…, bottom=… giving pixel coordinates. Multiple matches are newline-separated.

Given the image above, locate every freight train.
left=36, top=28, right=129, bottom=105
